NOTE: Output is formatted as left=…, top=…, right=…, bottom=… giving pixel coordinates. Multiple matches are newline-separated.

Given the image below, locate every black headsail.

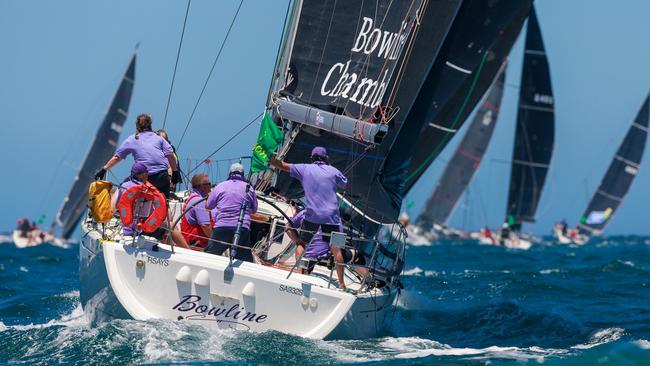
left=416, top=65, right=507, bottom=230
left=55, top=50, right=136, bottom=239
left=505, top=7, right=554, bottom=228
left=577, top=93, right=650, bottom=235
left=271, top=0, right=463, bottom=225
left=382, top=0, right=533, bottom=198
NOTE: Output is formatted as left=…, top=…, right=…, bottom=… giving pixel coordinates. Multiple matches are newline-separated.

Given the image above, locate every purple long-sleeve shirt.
left=184, top=189, right=212, bottom=226
left=115, top=131, right=174, bottom=174
left=289, top=161, right=347, bottom=225
left=206, top=175, right=257, bottom=229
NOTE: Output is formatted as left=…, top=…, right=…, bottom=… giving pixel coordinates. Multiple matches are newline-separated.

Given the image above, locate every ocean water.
left=1, top=235, right=649, bottom=365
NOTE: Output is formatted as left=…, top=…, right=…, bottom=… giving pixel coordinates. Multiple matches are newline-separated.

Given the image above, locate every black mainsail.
left=416, top=66, right=507, bottom=230
left=55, top=50, right=136, bottom=239
left=505, top=8, right=554, bottom=228
left=271, top=0, right=463, bottom=224
left=385, top=0, right=533, bottom=196
left=577, top=93, right=650, bottom=235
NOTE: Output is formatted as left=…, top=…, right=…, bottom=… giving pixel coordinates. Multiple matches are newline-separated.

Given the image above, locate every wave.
left=571, top=327, right=624, bottom=349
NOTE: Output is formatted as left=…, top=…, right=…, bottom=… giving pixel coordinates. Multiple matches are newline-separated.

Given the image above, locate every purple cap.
left=311, top=146, right=328, bottom=159
left=131, top=162, right=148, bottom=175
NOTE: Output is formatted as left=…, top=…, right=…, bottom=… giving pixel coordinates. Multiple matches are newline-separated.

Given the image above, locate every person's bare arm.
left=104, top=156, right=123, bottom=170
left=167, top=154, right=178, bottom=171
left=269, top=157, right=290, bottom=172
left=199, top=224, right=212, bottom=239
left=251, top=212, right=270, bottom=222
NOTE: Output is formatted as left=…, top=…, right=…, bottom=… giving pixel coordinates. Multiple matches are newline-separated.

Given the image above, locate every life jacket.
left=88, top=180, right=113, bottom=223
left=117, top=182, right=167, bottom=233
left=180, top=193, right=213, bottom=247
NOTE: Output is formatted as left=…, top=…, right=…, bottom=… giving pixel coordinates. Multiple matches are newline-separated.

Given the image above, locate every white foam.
left=19, top=266, right=29, bottom=273
left=376, top=336, right=567, bottom=362
left=539, top=268, right=560, bottom=274
left=634, top=339, right=650, bottom=349
left=56, top=290, right=80, bottom=299
left=2, top=303, right=87, bottom=332
left=572, top=327, right=624, bottom=349
left=402, top=267, right=424, bottom=276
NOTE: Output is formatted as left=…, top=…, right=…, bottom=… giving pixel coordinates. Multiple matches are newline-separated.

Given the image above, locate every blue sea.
left=1, top=234, right=649, bottom=365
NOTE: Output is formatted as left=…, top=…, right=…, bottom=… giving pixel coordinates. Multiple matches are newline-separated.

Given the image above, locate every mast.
left=417, top=64, right=507, bottom=230
left=577, top=93, right=650, bottom=235
left=55, top=48, right=137, bottom=239
left=505, top=7, right=555, bottom=229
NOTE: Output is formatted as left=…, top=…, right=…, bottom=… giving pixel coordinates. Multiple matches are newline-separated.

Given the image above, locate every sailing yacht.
left=554, top=93, right=649, bottom=245
left=78, top=0, right=470, bottom=339
left=475, top=7, right=555, bottom=250
left=415, top=65, right=507, bottom=240
left=10, top=49, right=136, bottom=248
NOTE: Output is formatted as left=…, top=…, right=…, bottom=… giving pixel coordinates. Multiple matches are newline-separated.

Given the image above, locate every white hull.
left=403, top=224, right=437, bottom=246
left=11, top=230, right=66, bottom=248
left=474, top=231, right=533, bottom=250
left=80, top=217, right=400, bottom=339
left=553, top=228, right=588, bottom=245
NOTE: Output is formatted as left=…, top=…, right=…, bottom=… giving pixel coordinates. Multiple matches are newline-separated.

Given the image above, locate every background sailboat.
left=493, top=7, right=555, bottom=249
left=54, top=49, right=136, bottom=240
left=415, top=65, right=507, bottom=236
left=556, top=93, right=650, bottom=244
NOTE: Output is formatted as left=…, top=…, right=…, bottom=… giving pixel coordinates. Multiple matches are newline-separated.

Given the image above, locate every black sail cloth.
left=383, top=0, right=533, bottom=199
left=578, top=93, right=650, bottom=235
left=55, top=51, right=136, bottom=239
left=505, top=8, right=555, bottom=227
left=274, top=0, right=463, bottom=225
left=417, top=68, right=507, bottom=230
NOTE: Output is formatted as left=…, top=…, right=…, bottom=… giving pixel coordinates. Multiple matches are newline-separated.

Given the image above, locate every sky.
left=0, top=0, right=648, bottom=236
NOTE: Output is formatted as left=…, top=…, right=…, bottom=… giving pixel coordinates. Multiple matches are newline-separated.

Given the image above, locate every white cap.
left=229, top=163, right=245, bottom=175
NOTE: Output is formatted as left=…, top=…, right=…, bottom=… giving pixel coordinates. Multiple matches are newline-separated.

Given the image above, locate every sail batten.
left=55, top=50, right=136, bottom=239
left=505, top=7, right=555, bottom=225
left=578, top=93, right=650, bottom=235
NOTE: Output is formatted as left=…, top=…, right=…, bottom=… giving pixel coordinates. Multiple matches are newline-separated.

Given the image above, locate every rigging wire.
left=162, top=0, right=192, bottom=130
left=176, top=0, right=245, bottom=150
left=185, top=111, right=264, bottom=177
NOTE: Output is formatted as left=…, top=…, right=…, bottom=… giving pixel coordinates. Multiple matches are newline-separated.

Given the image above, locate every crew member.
left=269, top=146, right=347, bottom=247
left=112, top=162, right=189, bottom=248
left=156, top=129, right=181, bottom=194
left=204, top=163, right=259, bottom=261
left=96, top=114, right=182, bottom=199
left=181, top=174, right=213, bottom=248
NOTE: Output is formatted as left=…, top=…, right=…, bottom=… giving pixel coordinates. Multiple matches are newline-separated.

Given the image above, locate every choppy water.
left=1, top=235, right=649, bottom=365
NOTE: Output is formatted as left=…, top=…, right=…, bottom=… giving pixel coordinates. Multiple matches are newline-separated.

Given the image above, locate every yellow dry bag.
left=88, top=180, right=113, bottom=223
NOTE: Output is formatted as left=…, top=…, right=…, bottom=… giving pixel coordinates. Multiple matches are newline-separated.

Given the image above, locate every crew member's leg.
left=205, top=227, right=236, bottom=256
left=148, top=170, right=171, bottom=199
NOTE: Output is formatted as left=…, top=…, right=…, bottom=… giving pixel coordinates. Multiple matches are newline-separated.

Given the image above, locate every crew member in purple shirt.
left=269, top=146, right=347, bottom=247
left=204, top=163, right=259, bottom=262
left=96, top=114, right=182, bottom=199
